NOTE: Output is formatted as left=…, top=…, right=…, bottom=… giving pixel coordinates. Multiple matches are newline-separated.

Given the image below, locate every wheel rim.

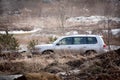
left=85, top=51, right=96, bottom=56
left=43, top=51, right=53, bottom=54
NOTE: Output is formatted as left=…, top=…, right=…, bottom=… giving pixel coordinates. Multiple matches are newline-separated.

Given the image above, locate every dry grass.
left=14, top=34, right=50, bottom=44
left=15, top=72, right=61, bottom=80
left=0, top=51, right=86, bottom=74
left=0, top=49, right=120, bottom=80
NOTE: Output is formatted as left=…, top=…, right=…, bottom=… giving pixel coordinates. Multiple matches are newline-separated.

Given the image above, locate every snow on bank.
left=103, top=29, right=120, bottom=35
left=0, top=74, right=23, bottom=80
left=111, top=29, right=120, bottom=35
left=67, top=16, right=120, bottom=25
left=65, top=31, right=78, bottom=35
left=0, top=28, right=41, bottom=34
left=108, top=45, right=120, bottom=51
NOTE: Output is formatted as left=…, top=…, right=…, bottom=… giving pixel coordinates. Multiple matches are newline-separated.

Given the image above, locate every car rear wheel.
left=42, top=50, right=54, bottom=54
left=84, top=50, right=97, bottom=56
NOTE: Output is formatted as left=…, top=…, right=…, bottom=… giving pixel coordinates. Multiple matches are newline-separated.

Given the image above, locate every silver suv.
left=34, top=35, right=107, bottom=54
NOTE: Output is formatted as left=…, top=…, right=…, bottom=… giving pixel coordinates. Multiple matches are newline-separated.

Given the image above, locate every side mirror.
left=56, top=43, right=60, bottom=46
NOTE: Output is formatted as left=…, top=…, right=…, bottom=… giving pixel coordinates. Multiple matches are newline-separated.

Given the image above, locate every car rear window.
left=87, top=37, right=97, bottom=44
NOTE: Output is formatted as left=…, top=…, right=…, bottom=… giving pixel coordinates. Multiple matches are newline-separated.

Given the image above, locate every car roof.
left=61, top=34, right=101, bottom=38
left=53, top=34, right=102, bottom=44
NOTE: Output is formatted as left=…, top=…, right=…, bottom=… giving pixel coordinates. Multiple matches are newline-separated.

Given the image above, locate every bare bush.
left=27, top=39, right=38, bottom=53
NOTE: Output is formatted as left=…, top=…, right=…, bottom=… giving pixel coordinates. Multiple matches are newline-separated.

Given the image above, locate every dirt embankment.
left=0, top=48, right=120, bottom=80
left=62, top=48, right=120, bottom=80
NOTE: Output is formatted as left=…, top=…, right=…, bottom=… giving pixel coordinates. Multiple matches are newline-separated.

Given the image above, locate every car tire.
left=42, top=50, right=54, bottom=55
left=85, top=50, right=97, bottom=56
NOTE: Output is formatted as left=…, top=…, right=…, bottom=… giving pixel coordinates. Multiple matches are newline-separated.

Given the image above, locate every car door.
left=69, top=37, right=87, bottom=54
left=54, top=37, right=73, bottom=54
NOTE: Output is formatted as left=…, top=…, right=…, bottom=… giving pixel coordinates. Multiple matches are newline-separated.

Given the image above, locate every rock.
left=115, top=48, right=120, bottom=54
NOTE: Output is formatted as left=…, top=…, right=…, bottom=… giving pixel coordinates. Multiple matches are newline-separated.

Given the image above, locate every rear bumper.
left=100, top=49, right=108, bottom=53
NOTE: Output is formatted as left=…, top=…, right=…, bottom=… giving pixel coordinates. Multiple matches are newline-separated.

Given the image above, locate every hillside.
left=0, top=0, right=120, bottom=31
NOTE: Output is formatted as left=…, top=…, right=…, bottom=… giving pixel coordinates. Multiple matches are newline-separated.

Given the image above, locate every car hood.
left=35, top=44, right=53, bottom=48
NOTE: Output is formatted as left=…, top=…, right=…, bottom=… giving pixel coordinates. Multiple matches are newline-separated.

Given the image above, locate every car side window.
left=58, top=37, right=73, bottom=45
left=73, top=37, right=86, bottom=44
left=87, top=37, right=97, bottom=44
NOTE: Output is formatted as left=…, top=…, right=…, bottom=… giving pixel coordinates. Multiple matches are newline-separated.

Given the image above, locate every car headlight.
left=34, top=47, right=41, bottom=51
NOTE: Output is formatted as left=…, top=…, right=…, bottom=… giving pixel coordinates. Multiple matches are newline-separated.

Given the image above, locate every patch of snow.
left=65, top=31, right=78, bottom=35
left=110, top=17, right=120, bottom=22
left=0, top=28, right=41, bottom=34
left=57, top=69, right=80, bottom=76
left=111, top=29, right=120, bottom=35
left=0, top=74, right=23, bottom=80
left=86, top=31, right=92, bottom=34
left=31, top=33, right=59, bottom=38
left=103, top=29, right=120, bottom=35
left=107, top=45, right=120, bottom=51
left=18, top=45, right=28, bottom=53
left=67, top=16, right=120, bottom=25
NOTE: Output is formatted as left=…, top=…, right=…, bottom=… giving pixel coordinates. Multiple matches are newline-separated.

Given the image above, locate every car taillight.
left=103, top=44, right=107, bottom=48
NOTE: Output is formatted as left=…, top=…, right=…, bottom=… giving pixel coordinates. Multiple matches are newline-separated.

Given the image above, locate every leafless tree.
left=103, top=0, right=120, bottom=50
left=57, top=0, right=66, bottom=29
